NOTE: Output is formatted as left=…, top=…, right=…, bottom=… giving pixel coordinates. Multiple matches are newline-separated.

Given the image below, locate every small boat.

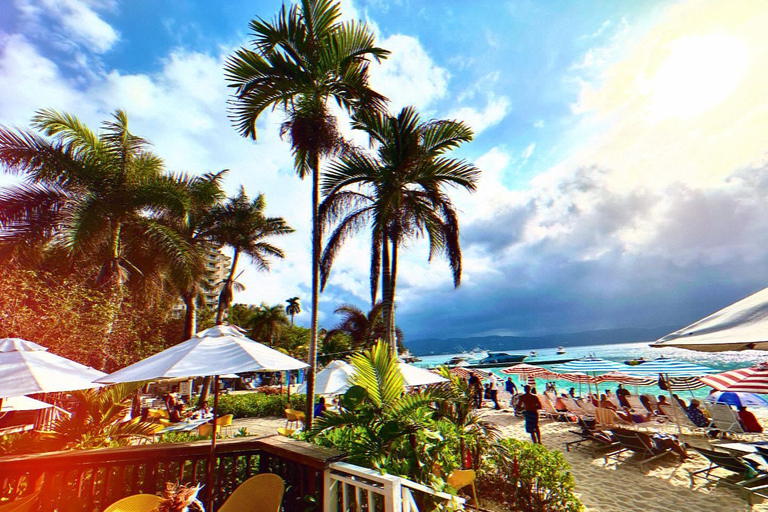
left=447, top=356, right=468, bottom=366
left=556, top=346, right=566, bottom=355
left=624, top=357, right=647, bottom=366
left=528, top=351, right=538, bottom=357
left=476, top=352, right=528, bottom=367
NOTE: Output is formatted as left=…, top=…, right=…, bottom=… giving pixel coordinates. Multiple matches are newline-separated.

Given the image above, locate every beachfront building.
left=172, top=243, right=232, bottom=318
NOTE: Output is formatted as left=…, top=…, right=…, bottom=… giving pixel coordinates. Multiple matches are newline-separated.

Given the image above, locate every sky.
left=2, top=0, right=768, bottom=343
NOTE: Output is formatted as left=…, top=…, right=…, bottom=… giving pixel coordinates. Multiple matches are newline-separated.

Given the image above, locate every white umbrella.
left=96, top=324, right=308, bottom=509
left=399, top=363, right=448, bottom=387
left=651, top=286, right=768, bottom=352
left=297, top=360, right=355, bottom=396
left=0, top=338, right=106, bottom=399
left=1, top=396, right=54, bottom=412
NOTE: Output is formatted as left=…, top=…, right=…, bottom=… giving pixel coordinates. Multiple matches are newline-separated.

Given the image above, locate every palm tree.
left=208, top=188, right=293, bottom=324
left=249, top=303, right=290, bottom=344
left=285, top=296, right=301, bottom=325
left=320, top=107, right=480, bottom=352
left=225, top=0, right=389, bottom=427
left=0, top=109, right=196, bottom=368
left=323, top=302, right=402, bottom=351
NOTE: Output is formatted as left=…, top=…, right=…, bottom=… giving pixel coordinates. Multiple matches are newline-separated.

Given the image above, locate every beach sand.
left=234, top=408, right=768, bottom=512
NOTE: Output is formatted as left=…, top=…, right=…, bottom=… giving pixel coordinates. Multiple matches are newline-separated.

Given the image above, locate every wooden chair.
left=447, top=470, right=480, bottom=509
left=102, top=494, right=163, bottom=512
left=285, top=409, right=305, bottom=429
left=218, top=473, right=284, bottom=512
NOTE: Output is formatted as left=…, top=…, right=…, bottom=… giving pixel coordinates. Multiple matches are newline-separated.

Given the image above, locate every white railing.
left=323, top=461, right=466, bottom=512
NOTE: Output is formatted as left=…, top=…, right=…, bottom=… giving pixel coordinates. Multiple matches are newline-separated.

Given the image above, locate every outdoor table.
left=158, top=418, right=210, bottom=435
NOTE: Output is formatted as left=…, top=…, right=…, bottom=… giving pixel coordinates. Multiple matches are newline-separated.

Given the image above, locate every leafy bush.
left=477, top=438, right=583, bottom=512
left=215, top=393, right=306, bottom=419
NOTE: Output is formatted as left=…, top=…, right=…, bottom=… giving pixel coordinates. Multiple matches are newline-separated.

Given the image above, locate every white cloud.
left=368, top=34, right=449, bottom=111
left=447, top=93, right=510, bottom=135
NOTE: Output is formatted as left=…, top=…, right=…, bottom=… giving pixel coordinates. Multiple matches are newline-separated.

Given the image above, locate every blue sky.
left=2, top=0, right=768, bottom=343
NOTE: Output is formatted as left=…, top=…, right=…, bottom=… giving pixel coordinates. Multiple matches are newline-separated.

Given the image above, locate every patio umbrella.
left=399, top=363, right=449, bottom=387
left=500, top=363, right=554, bottom=377
left=707, top=363, right=768, bottom=394
left=594, top=372, right=655, bottom=386
left=0, top=337, right=106, bottom=401
left=296, top=360, right=355, bottom=396
left=706, top=391, right=768, bottom=408
left=449, top=367, right=491, bottom=381
left=650, top=286, right=768, bottom=352
left=699, top=365, right=765, bottom=391
left=0, top=395, right=54, bottom=412
left=553, top=357, right=626, bottom=397
left=96, top=324, right=308, bottom=509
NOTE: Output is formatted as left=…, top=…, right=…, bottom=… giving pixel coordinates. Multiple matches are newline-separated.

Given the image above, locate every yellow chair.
left=216, top=414, right=234, bottom=437
left=276, top=427, right=295, bottom=437
left=102, top=494, right=162, bottom=512
left=0, top=492, right=39, bottom=512
left=447, top=470, right=480, bottom=509
left=157, top=419, right=172, bottom=427
left=197, top=422, right=214, bottom=437
left=148, top=409, right=169, bottom=420
left=284, top=409, right=305, bottom=429
left=218, top=474, right=284, bottom=512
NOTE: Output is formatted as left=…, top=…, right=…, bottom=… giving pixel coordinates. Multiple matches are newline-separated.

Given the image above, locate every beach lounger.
left=562, top=397, right=592, bottom=419
left=689, top=446, right=763, bottom=485
left=659, top=403, right=709, bottom=435
left=626, top=395, right=650, bottom=414
left=566, top=418, right=624, bottom=457
left=577, top=399, right=597, bottom=417
left=706, top=402, right=764, bottom=439
left=595, top=407, right=633, bottom=429
left=536, top=394, right=572, bottom=422
left=610, top=427, right=679, bottom=471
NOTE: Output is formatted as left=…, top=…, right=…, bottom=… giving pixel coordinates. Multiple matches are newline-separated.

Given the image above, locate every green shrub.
left=216, top=393, right=306, bottom=419
left=477, top=438, right=583, bottom=512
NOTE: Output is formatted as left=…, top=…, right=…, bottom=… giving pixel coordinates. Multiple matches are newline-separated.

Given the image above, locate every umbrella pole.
left=207, top=375, right=220, bottom=511
left=287, top=371, right=291, bottom=403
left=664, top=373, right=684, bottom=440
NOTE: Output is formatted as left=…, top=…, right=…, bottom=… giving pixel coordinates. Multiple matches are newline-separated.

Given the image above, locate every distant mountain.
left=404, top=326, right=677, bottom=356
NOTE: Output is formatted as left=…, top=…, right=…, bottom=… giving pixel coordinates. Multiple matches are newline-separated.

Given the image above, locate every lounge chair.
left=577, top=399, right=597, bottom=417
left=561, top=397, right=592, bottom=419
left=688, top=446, right=762, bottom=485
left=566, top=418, right=623, bottom=456
left=610, top=428, right=679, bottom=471
left=595, top=407, right=632, bottom=429
left=625, top=395, right=651, bottom=414
left=536, top=394, right=571, bottom=422
left=658, top=403, right=709, bottom=435
left=706, top=403, right=763, bottom=439
left=218, top=473, right=284, bottom=512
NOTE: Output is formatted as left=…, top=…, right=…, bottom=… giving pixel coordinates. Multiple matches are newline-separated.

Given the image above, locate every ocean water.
left=414, top=341, right=768, bottom=404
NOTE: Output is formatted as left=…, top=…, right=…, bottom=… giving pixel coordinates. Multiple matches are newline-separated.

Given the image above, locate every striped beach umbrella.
left=449, top=367, right=491, bottom=381
left=500, top=363, right=554, bottom=377
left=558, top=372, right=597, bottom=384
left=594, top=372, right=656, bottom=386
left=552, top=357, right=626, bottom=374
left=699, top=365, right=764, bottom=391
left=707, top=363, right=768, bottom=394
left=620, top=357, right=716, bottom=377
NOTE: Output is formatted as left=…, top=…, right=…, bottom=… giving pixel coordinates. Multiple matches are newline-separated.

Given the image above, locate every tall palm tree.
left=285, top=296, right=301, bottom=325
left=320, top=107, right=480, bottom=352
left=323, top=302, right=402, bottom=351
left=225, top=0, right=389, bottom=427
left=0, top=109, right=195, bottom=368
left=248, top=303, right=290, bottom=344
left=208, top=188, right=293, bottom=324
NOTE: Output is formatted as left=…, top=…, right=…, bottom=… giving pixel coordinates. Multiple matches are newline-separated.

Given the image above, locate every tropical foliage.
left=216, top=392, right=306, bottom=419
left=322, top=302, right=403, bottom=355
left=320, top=107, right=480, bottom=351
left=285, top=296, right=301, bottom=325
left=225, top=0, right=389, bottom=426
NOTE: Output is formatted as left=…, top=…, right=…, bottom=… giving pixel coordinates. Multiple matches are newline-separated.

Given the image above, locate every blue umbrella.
left=707, top=391, right=768, bottom=408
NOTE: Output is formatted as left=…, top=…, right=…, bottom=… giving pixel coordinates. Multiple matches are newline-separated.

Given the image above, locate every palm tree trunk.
left=306, top=151, right=321, bottom=429
left=381, top=234, right=393, bottom=349
left=215, top=250, right=240, bottom=325
left=182, top=291, right=197, bottom=340
left=100, top=221, right=124, bottom=371
left=388, top=237, right=399, bottom=355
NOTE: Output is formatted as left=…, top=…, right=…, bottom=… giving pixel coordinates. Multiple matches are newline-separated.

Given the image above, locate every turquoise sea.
left=414, top=341, right=768, bottom=405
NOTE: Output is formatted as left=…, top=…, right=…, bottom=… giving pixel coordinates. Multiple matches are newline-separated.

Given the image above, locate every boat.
left=446, top=356, right=468, bottom=366
left=528, top=350, right=538, bottom=357
left=624, top=357, right=647, bottom=366
left=556, top=346, right=566, bottom=355
left=474, top=352, right=528, bottom=368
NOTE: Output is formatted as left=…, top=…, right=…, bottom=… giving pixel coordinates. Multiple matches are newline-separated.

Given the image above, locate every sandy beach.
left=234, top=405, right=768, bottom=512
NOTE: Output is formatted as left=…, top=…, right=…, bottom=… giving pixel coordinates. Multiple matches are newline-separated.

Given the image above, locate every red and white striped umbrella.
left=500, top=363, right=554, bottom=378
left=558, top=372, right=597, bottom=384
left=701, top=363, right=768, bottom=393
left=449, top=367, right=491, bottom=381
left=595, top=372, right=655, bottom=386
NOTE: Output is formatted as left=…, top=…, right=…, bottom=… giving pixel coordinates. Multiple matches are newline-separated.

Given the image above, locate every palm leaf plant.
left=320, top=107, right=480, bottom=352
left=225, top=0, right=389, bottom=427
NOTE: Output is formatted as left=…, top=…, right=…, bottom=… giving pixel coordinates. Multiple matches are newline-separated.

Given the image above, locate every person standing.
left=506, top=377, right=518, bottom=406
left=488, top=375, right=501, bottom=410
left=517, top=385, right=542, bottom=444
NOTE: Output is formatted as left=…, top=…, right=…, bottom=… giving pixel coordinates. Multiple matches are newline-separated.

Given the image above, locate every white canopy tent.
left=1, top=396, right=54, bottom=412
left=296, top=360, right=355, bottom=396
left=398, top=363, right=448, bottom=387
left=651, top=286, right=768, bottom=352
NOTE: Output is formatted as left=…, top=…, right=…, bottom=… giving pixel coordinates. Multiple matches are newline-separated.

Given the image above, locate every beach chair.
left=610, top=428, right=678, bottom=471
left=626, top=395, right=650, bottom=414
left=577, top=399, right=597, bottom=417
left=659, top=403, right=709, bottom=435
left=595, top=407, right=632, bottom=429
left=562, top=397, right=592, bottom=419
left=102, top=495, right=163, bottom=512
left=706, top=403, right=762, bottom=439
left=688, top=446, right=763, bottom=486
left=606, top=395, right=621, bottom=408
left=536, top=394, right=571, bottom=422
left=566, top=418, right=624, bottom=456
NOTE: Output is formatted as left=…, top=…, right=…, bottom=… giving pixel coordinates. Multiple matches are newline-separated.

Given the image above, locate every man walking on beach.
left=517, top=385, right=542, bottom=444
left=506, top=377, right=518, bottom=406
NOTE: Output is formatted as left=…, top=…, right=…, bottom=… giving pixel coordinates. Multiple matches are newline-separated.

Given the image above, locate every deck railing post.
left=322, top=468, right=338, bottom=512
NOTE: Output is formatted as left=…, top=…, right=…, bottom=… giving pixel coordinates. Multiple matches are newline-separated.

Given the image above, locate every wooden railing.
left=324, top=462, right=465, bottom=512
left=0, top=435, right=343, bottom=512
